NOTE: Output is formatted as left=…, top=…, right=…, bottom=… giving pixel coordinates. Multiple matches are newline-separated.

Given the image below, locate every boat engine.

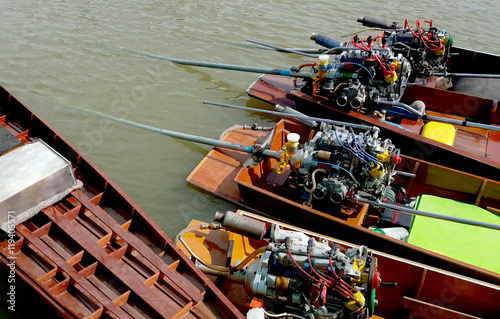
left=303, top=38, right=411, bottom=108
left=383, top=19, right=453, bottom=83
left=307, top=18, right=454, bottom=105
left=283, top=125, right=401, bottom=208
left=191, top=212, right=380, bottom=319
left=247, top=226, right=378, bottom=318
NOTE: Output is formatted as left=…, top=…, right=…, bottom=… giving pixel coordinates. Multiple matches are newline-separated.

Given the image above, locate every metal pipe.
left=274, top=105, right=316, bottom=126
left=353, top=197, right=500, bottom=230
left=373, top=99, right=500, bottom=132
left=313, top=184, right=328, bottom=200
left=425, top=115, right=500, bottom=131
left=126, top=50, right=312, bottom=78
left=203, top=101, right=374, bottom=130
left=373, top=99, right=424, bottom=117
left=336, top=95, right=348, bottom=107
left=357, top=16, right=399, bottom=29
left=246, top=39, right=318, bottom=58
left=433, top=72, right=500, bottom=79
left=177, top=236, right=232, bottom=272
left=82, top=108, right=281, bottom=157
left=394, top=170, right=416, bottom=178
left=350, top=96, right=364, bottom=109
left=330, top=189, right=345, bottom=204
left=215, top=210, right=267, bottom=241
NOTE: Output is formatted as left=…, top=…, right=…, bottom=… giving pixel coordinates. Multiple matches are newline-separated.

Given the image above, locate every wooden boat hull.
left=177, top=210, right=500, bottom=318
left=187, top=119, right=500, bottom=286
left=0, top=85, right=244, bottom=318
left=247, top=74, right=500, bottom=181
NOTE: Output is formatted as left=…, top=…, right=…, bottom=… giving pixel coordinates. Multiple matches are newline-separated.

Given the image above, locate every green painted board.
left=410, top=194, right=500, bottom=274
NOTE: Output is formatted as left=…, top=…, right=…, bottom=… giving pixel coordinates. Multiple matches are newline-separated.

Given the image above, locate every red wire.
left=287, top=249, right=320, bottom=283
left=417, top=20, right=437, bottom=50
left=406, top=18, right=444, bottom=53
left=328, top=257, right=357, bottom=294
left=417, top=19, right=423, bottom=37
left=351, top=35, right=368, bottom=51
left=405, top=19, right=420, bottom=38
left=308, top=253, right=334, bottom=286
left=360, top=36, right=371, bottom=51
left=287, top=249, right=356, bottom=300
left=320, top=256, right=357, bottom=300
left=373, top=55, right=391, bottom=73
left=299, top=63, right=317, bottom=71
left=369, top=35, right=384, bottom=50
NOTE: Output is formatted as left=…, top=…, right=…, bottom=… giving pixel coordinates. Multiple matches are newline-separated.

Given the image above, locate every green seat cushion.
left=410, top=194, right=500, bottom=274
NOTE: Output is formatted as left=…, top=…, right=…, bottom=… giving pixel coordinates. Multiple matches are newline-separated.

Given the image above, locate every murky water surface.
left=0, top=0, right=499, bottom=316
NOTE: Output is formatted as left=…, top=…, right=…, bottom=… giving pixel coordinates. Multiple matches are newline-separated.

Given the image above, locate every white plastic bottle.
left=370, top=227, right=409, bottom=242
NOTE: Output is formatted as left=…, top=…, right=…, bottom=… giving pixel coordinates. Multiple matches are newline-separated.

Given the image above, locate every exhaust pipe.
left=350, top=96, right=364, bottom=109
left=336, top=95, right=348, bottom=107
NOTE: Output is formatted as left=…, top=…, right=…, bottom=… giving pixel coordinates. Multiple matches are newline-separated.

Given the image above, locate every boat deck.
left=0, top=85, right=244, bottom=319
left=187, top=127, right=267, bottom=205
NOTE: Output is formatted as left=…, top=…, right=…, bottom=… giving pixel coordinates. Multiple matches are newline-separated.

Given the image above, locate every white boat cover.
left=0, top=140, right=82, bottom=231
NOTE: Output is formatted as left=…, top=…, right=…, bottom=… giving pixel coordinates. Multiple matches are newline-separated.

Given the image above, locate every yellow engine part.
left=313, top=55, right=330, bottom=85
left=274, top=276, right=290, bottom=291
left=376, top=149, right=391, bottom=163
left=345, top=291, right=366, bottom=311
left=383, top=71, right=397, bottom=84
left=277, top=135, right=300, bottom=174
left=391, top=61, right=402, bottom=71
left=434, top=39, right=447, bottom=56
left=354, top=258, right=365, bottom=272
left=276, top=148, right=292, bottom=174
left=369, top=163, right=385, bottom=178
left=276, top=153, right=289, bottom=174
left=421, top=121, right=456, bottom=146
left=434, top=47, right=445, bottom=56
left=350, top=258, right=367, bottom=284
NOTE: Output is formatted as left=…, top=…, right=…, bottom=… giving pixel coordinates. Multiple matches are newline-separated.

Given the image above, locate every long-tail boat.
left=186, top=116, right=500, bottom=286
left=307, top=16, right=500, bottom=99
left=56, top=99, right=500, bottom=286
left=244, top=17, right=500, bottom=179
left=128, top=17, right=500, bottom=180
left=177, top=210, right=500, bottom=318
left=0, top=84, right=244, bottom=318
left=246, top=74, right=500, bottom=180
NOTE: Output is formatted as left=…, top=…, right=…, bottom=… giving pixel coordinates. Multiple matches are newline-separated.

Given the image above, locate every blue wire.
left=333, top=126, right=370, bottom=166
left=353, top=133, right=370, bottom=161
left=349, top=130, right=384, bottom=170
left=342, top=62, right=374, bottom=82
left=355, top=132, right=379, bottom=164
left=300, top=161, right=353, bottom=177
left=361, top=137, right=383, bottom=169
left=347, top=130, right=377, bottom=166
left=347, top=133, right=371, bottom=165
